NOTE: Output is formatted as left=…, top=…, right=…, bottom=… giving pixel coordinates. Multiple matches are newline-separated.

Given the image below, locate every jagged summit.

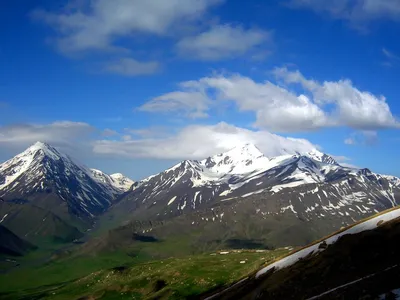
left=306, top=149, right=339, bottom=165
left=223, top=143, right=265, bottom=159
left=201, top=143, right=269, bottom=175
left=110, top=173, right=135, bottom=191
left=111, top=173, right=125, bottom=178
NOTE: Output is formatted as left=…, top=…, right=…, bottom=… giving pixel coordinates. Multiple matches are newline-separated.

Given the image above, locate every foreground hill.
left=203, top=207, right=400, bottom=299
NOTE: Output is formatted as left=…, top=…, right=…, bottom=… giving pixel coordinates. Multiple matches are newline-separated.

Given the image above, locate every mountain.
left=0, top=224, right=37, bottom=257
left=204, top=207, right=400, bottom=299
left=110, top=143, right=398, bottom=220
left=0, top=142, right=134, bottom=243
left=90, top=169, right=135, bottom=194
left=306, top=149, right=339, bottom=165
left=98, top=143, right=400, bottom=253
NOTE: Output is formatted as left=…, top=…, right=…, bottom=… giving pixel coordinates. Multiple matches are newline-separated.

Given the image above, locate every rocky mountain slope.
left=0, top=142, right=134, bottom=243
left=110, top=144, right=398, bottom=221
left=98, top=143, right=400, bottom=252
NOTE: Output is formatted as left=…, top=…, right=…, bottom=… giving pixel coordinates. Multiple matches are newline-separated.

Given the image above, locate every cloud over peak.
left=93, top=122, right=318, bottom=160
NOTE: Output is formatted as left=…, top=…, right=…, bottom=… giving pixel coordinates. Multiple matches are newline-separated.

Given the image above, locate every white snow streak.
left=256, top=208, right=400, bottom=278
left=167, top=196, right=177, bottom=206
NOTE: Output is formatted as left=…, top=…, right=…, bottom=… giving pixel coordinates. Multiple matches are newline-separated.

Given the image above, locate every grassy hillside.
left=0, top=201, right=84, bottom=246
left=0, top=249, right=290, bottom=300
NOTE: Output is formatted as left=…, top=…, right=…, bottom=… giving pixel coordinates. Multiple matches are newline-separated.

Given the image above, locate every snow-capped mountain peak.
left=225, top=143, right=265, bottom=159
left=0, top=142, right=134, bottom=218
left=306, top=149, right=338, bottom=165
left=0, top=141, right=64, bottom=191
left=110, top=173, right=135, bottom=191
left=23, top=141, right=64, bottom=160
left=201, top=143, right=269, bottom=175
left=90, top=169, right=134, bottom=193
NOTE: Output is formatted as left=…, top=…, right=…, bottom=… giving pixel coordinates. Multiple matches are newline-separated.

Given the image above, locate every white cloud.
left=274, top=67, right=400, bottom=130
left=383, top=48, right=400, bottom=60
left=287, top=0, right=400, bottom=25
left=138, top=89, right=210, bottom=119
left=93, top=122, right=318, bottom=159
left=32, top=0, right=223, bottom=54
left=344, top=138, right=356, bottom=145
left=198, top=74, right=328, bottom=131
left=344, top=130, right=378, bottom=146
left=103, top=58, right=160, bottom=76
left=144, top=67, right=400, bottom=132
left=331, top=154, right=351, bottom=162
left=121, top=135, right=132, bottom=141
left=126, top=126, right=169, bottom=138
left=0, top=121, right=94, bottom=151
left=177, top=24, right=272, bottom=60
left=382, top=48, right=400, bottom=67
left=139, top=72, right=329, bottom=131
left=102, top=128, right=118, bottom=136
left=341, top=162, right=360, bottom=168
left=330, top=154, right=359, bottom=168
left=140, top=68, right=399, bottom=132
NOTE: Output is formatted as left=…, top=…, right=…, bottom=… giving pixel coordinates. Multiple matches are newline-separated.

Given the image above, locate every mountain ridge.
left=90, top=143, right=400, bottom=254
left=1, top=141, right=399, bottom=250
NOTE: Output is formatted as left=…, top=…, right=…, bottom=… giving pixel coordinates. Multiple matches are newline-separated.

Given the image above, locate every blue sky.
left=1, top=0, right=400, bottom=180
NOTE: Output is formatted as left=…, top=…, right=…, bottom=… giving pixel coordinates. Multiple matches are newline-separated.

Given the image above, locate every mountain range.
left=0, top=141, right=399, bottom=253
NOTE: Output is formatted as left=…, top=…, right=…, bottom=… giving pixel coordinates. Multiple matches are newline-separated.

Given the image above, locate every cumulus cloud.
left=287, top=0, right=400, bottom=25
left=344, top=130, right=378, bottom=146
left=0, top=121, right=95, bottom=153
left=32, top=0, right=223, bottom=54
left=140, top=68, right=399, bottom=132
left=274, top=67, right=400, bottom=130
left=138, top=73, right=328, bottom=131
left=126, top=127, right=169, bottom=138
left=194, top=74, right=328, bottom=131
left=93, top=122, right=318, bottom=159
left=103, top=58, right=160, bottom=76
left=177, top=24, right=272, bottom=60
left=344, top=137, right=356, bottom=145
left=102, top=128, right=118, bottom=136
left=138, top=88, right=211, bottom=119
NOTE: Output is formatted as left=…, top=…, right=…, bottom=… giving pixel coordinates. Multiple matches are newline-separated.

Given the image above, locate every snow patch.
left=0, top=214, right=8, bottom=223
left=167, top=196, right=177, bottom=206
